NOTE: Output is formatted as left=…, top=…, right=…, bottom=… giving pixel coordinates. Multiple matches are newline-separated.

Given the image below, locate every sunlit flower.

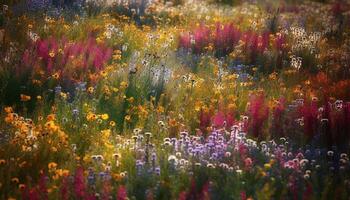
left=101, top=114, right=109, bottom=120
left=20, top=94, right=31, bottom=102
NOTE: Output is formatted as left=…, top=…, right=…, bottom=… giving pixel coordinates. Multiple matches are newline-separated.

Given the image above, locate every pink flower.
left=74, top=167, right=87, bottom=199
left=117, top=185, right=127, bottom=200
left=244, top=157, right=253, bottom=170
left=247, top=94, right=269, bottom=139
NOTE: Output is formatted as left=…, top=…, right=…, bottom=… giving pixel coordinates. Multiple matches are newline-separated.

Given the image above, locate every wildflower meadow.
left=0, top=0, right=350, bottom=199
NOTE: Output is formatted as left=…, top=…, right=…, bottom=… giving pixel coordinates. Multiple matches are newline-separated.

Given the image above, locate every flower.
left=47, top=114, right=55, bottom=121
left=4, top=107, right=13, bottom=113
left=87, top=87, right=94, bottom=94
left=48, top=162, right=57, bottom=170
left=125, top=115, right=131, bottom=121
left=264, top=163, right=271, bottom=170
left=11, top=177, right=19, bottom=184
left=49, top=51, right=55, bottom=57
left=0, top=159, right=6, bottom=165
left=101, top=114, right=109, bottom=120
left=87, top=112, right=97, bottom=121
left=120, top=81, right=128, bottom=89
left=109, top=121, right=116, bottom=127
left=20, top=94, right=31, bottom=102
left=19, top=184, right=26, bottom=190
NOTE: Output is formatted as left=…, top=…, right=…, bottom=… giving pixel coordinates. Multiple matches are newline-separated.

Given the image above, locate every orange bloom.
left=20, top=94, right=31, bottom=102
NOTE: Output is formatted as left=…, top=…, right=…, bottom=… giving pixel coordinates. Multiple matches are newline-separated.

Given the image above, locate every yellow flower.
left=157, top=106, right=164, bottom=113
left=124, top=115, right=131, bottom=121
left=113, top=50, right=122, bottom=61
left=49, top=51, right=55, bottom=58
left=52, top=72, right=60, bottom=79
left=101, top=129, right=111, bottom=138
left=60, top=92, right=67, bottom=100
left=112, top=87, right=119, bottom=93
left=109, top=121, right=116, bottom=127
left=101, top=114, right=109, bottom=120
left=87, top=87, right=94, bottom=94
left=45, top=121, right=58, bottom=132
left=100, top=70, right=107, bottom=77
left=120, top=81, right=128, bottom=89
left=127, top=97, right=134, bottom=103
left=264, top=163, right=271, bottom=170
left=96, top=37, right=103, bottom=44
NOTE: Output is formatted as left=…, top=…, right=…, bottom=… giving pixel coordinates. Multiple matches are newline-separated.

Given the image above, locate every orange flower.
left=48, top=162, right=57, bottom=170
left=168, top=118, right=177, bottom=127
left=87, top=112, right=97, bottom=121
left=46, top=114, right=55, bottom=121
left=4, top=107, right=13, bottom=113
left=20, top=94, right=31, bottom=102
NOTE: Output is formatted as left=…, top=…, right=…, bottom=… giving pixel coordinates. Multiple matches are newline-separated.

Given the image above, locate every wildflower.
left=101, top=114, right=109, bottom=120
left=60, top=92, right=67, bottom=100
left=19, top=184, right=26, bottom=190
left=47, top=114, right=55, bottom=121
left=113, top=50, right=122, bottom=61
left=45, top=121, right=58, bottom=132
left=20, top=94, right=31, bottom=102
left=49, top=51, right=55, bottom=58
left=52, top=73, right=60, bottom=79
left=11, top=177, right=19, bottom=184
left=0, top=159, right=6, bottom=165
left=4, top=107, right=13, bottom=113
left=327, top=151, right=334, bottom=157
left=120, top=81, right=128, bottom=89
left=158, top=120, right=165, bottom=128
left=100, top=70, right=107, bottom=77
left=87, top=87, right=94, bottom=94
left=87, top=112, right=97, bottom=121
left=109, top=121, right=116, bottom=127
left=125, top=115, right=131, bottom=121
left=48, top=162, right=57, bottom=170
left=264, top=163, right=271, bottom=170
left=145, top=132, right=152, bottom=138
